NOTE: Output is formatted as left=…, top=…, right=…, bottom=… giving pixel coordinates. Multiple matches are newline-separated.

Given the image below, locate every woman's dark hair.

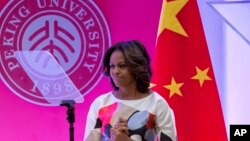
left=102, top=40, right=152, bottom=93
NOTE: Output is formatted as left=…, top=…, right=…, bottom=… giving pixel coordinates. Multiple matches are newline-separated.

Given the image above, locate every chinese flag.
left=151, top=0, right=228, bottom=141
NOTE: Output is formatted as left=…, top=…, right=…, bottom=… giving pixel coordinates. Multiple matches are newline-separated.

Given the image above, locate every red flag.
left=151, top=0, right=228, bottom=141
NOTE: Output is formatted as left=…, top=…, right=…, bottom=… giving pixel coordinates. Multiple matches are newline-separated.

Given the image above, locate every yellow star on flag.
left=157, top=0, right=188, bottom=37
left=163, top=77, right=184, bottom=98
left=191, top=67, right=212, bottom=87
left=149, top=83, right=156, bottom=89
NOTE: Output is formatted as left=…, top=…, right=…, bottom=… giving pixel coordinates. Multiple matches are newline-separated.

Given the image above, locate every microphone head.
left=60, top=100, right=76, bottom=107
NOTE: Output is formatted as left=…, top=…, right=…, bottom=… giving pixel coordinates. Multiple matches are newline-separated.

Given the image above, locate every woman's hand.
left=110, top=117, right=132, bottom=141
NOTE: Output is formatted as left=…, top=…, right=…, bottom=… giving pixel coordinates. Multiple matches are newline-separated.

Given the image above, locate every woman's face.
left=109, top=50, right=135, bottom=88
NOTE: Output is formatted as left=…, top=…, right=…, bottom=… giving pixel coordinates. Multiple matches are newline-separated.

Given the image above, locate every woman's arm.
left=84, top=100, right=101, bottom=141
left=156, top=100, right=177, bottom=141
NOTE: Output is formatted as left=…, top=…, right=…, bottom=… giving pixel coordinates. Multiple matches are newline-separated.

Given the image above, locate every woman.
left=84, top=40, right=177, bottom=141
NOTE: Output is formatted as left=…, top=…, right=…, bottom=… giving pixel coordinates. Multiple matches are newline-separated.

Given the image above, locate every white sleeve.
left=156, top=99, right=177, bottom=141
left=83, top=99, right=101, bottom=141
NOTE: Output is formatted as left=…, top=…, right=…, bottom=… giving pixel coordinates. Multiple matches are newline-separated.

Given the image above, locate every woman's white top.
left=84, top=91, right=177, bottom=141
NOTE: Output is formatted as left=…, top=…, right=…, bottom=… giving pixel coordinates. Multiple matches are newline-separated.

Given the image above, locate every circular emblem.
left=0, top=0, right=111, bottom=106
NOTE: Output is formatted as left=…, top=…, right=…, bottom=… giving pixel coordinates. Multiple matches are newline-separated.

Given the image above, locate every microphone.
left=60, top=100, right=75, bottom=141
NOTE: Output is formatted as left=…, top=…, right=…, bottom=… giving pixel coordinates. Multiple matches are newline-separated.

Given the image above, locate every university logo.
left=0, top=0, right=111, bottom=106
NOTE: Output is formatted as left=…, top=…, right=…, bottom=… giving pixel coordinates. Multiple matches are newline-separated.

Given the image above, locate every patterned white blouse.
left=84, top=91, right=177, bottom=141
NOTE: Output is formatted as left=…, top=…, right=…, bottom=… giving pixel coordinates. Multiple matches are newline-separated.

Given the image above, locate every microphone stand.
left=60, top=100, right=75, bottom=141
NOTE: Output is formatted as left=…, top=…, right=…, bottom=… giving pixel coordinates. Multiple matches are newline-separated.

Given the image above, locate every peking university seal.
left=0, top=0, right=111, bottom=106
